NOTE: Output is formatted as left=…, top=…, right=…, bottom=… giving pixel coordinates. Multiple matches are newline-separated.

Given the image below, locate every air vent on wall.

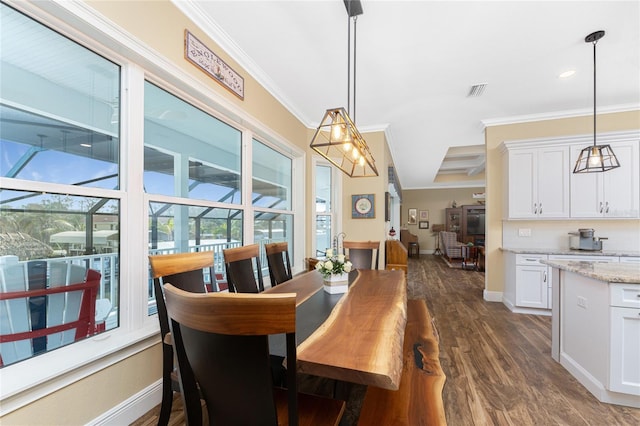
left=467, top=83, right=488, bottom=97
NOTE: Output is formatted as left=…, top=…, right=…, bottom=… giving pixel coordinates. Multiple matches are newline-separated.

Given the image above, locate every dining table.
left=264, top=268, right=407, bottom=391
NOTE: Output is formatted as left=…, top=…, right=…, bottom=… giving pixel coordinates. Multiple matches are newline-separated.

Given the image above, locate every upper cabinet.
left=504, top=144, right=570, bottom=219
left=570, top=139, right=640, bottom=218
left=502, top=130, right=639, bottom=220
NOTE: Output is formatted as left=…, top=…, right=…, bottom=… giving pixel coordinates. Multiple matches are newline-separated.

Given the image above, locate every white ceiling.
left=173, top=0, right=640, bottom=189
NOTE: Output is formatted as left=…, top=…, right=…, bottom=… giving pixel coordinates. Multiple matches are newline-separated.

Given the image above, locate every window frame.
left=312, top=157, right=343, bottom=258
left=0, top=0, right=306, bottom=412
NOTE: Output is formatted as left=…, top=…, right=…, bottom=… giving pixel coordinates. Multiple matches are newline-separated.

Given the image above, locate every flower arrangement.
left=315, top=248, right=353, bottom=279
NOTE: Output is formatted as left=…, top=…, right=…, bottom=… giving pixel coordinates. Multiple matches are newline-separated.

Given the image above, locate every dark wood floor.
left=132, top=255, right=640, bottom=425
left=411, top=255, right=640, bottom=425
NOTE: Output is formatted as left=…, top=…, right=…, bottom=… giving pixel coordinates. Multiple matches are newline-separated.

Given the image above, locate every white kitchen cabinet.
left=516, top=264, right=549, bottom=308
left=506, top=145, right=569, bottom=219
left=609, top=284, right=640, bottom=395
left=504, top=253, right=550, bottom=313
left=570, top=140, right=640, bottom=218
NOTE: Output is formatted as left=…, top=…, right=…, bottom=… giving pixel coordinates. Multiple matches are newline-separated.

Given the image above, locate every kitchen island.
left=542, top=259, right=640, bottom=408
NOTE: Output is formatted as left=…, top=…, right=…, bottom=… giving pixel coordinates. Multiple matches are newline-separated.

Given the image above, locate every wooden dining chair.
left=223, top=243, right=265, bottom=293
left=163, top=284, right=346, bottom=426
left=343, top=240, right=380, bottom=270
left=148, top=251, right=217, bottom=426
left=265, top=241, right=292, bottom=286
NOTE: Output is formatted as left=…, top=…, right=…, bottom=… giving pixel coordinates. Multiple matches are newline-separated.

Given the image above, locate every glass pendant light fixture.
left=310, top=0, right=378, bottom=177
left=573, top=30, right=620, bottom=173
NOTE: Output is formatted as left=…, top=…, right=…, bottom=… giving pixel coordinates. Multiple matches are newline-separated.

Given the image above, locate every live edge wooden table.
left=264, top=269, right=408, bottom=390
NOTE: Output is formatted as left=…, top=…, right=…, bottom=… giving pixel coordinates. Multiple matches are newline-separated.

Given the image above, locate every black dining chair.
left=148, top=251, right=217, bottom=426
left=223, top=243, right=265, bottom=293
left=163, top=284, right=346, bottom=426
left=343, top=240, right=380, bottom=270
left=265, top=241, right=293, bottom=286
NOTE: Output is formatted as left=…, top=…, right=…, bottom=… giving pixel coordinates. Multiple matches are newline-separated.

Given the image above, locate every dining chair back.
left=265, top=241, right=292, bottom=286
left=148, top=251, right=216, bottom=426
left=343, top=240, right=380, bottom=270
left=223, top=244, right=265, bottom=293
left=163, top=284, right=345, bottom=426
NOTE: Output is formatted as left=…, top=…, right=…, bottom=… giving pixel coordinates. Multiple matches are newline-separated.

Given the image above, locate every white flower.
left=325, top=248, right=333, bottom=257
left=337, top=254, right=345, bottom=263
left=315, top=261, right=323, bottom=270
left=324, top=260, right=334, bottom=271
left=344, top=261, right=352, bottom=273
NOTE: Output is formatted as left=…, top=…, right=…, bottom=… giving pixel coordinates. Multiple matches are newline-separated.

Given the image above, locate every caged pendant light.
left=310, top=0, right=378, bottom=178
left=573, top=30, right=620, bottom=174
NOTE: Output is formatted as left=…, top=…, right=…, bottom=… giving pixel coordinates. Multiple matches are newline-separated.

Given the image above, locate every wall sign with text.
left=184, top=30, right=244, bottom=99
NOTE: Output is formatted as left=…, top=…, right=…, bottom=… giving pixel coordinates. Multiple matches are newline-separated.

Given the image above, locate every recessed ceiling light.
left=559, top=70, right=576, bottom=78
left=80, top=143, right=92, bottom=148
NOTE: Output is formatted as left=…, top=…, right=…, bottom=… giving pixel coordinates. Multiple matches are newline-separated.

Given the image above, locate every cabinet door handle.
left=539, top=203, right=542, bottom=215
left=599, top=202, right=604, bottom=213
left=533, top=203, right=537, bottom=214
left=605, top=201, right=609, bottom=213
left=543, top=271, right=547, bottom=283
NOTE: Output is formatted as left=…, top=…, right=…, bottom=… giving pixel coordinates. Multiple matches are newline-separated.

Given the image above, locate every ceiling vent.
left=467, top=83, right=487, bottom=97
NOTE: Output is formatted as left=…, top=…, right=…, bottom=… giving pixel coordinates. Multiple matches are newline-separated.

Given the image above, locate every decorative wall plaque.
left=184, top=30, right=244, bottom=99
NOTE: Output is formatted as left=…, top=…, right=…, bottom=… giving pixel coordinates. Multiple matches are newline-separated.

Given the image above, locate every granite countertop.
left=500, top=247, right=640, bottom=257
left=541, top=259, right=640, bottom=284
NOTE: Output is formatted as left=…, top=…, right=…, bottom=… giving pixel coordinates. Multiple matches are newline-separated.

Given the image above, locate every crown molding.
left=171, top=0, right=312, bottom=127
left=482, top=103, right=640, bottom=128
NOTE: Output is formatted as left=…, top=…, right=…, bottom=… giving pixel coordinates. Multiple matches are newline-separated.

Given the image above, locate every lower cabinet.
left=504, top=253, right=550, bottom=313
left=609, top=283, right=640, bottom=395
left=515, top=261, right=549, bottom=309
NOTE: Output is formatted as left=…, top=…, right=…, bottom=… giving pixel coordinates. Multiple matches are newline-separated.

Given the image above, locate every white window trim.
left=0, top=0, right=306, bottom=414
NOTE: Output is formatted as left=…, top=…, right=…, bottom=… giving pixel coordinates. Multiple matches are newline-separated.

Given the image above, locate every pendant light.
left=310, top=0, right=378, bottom=177
left=573, top=30, right=620, bottom=173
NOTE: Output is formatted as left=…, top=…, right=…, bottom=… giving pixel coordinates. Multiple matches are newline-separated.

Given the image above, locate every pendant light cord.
left=354, top=16, right=357, bottom=124
left=346, top=13, right=358, bottom=124
left=347, top=14, right=351, bottom=118
left=592, top=37, right=598, bottom=148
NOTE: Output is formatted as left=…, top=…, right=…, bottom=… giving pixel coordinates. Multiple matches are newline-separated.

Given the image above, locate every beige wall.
left=341, top=131, right=391, bottom=266
left=485, top=110, right=640, bottom=295
left=401, top=188, right=485, bottom=252
left=5, top=347, right=162, bottom=425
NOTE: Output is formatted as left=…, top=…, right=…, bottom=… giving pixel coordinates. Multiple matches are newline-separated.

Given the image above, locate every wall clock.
left=352, top=194, right=375, bottom=219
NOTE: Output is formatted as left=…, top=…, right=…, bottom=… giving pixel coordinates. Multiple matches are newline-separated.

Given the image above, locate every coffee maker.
left=568, top=228, right=607, bottom=251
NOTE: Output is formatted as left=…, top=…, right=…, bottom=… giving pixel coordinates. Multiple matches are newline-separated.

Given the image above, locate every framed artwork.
left=384, top=192, right=391, bottom=222
left=419, top=210, right=429, bottom=221
left=419, top=221, right=430, bottom=229
left=352, top=194, right=375, bottom=219
left=408, top=208, right=417, bottom=225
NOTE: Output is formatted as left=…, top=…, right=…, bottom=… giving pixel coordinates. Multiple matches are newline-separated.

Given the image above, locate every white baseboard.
left=483, top=289, right=503, bottom=302
left=89, top=380, right=163, bottom=425
left=560, top=353, right=640, bottom=408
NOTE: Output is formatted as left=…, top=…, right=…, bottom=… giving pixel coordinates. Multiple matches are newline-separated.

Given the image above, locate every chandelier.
left=573, top=30, right=620, bottom=173
left=310, top=0, right=378, bottom=177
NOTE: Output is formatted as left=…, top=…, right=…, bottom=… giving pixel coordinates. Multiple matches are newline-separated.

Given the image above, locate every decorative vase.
left=324, top=272, right=348, bottom=283
left=323, top=272, right=348, bottom=294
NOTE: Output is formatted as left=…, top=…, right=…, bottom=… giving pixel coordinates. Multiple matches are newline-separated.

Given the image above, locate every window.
left=0, top=1, right=304, bottom=404
left=143, top=82, right=242, bottom=203
left=252, top=139, right=294, bottom=278
left=143, top=81, right=245, bottom=310
left=0, top=4, right=121, bottom=366
left=314, top=163, right=336, bottom=257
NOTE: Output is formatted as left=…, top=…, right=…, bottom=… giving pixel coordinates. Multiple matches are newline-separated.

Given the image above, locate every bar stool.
left=408, top=242, right=420, bottom=258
